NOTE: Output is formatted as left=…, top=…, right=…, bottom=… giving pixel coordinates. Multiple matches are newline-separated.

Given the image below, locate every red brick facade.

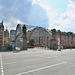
left=0, top=21, right=4, bottom=46
left=51, top=29, right=75, bottom=49
left=16, top=24, right=75, bottom=49
left=27, top=27, right=52, bottom=48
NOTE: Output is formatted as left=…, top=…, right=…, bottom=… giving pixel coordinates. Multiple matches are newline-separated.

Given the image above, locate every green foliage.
left=4, top=38, right=8, bottom=45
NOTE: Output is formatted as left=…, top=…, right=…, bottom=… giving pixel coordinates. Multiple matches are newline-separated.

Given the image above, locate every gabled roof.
left=16, top=24, right=52, bottom=38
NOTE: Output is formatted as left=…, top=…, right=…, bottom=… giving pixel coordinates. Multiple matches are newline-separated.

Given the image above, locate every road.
left=0, top=48, right=75, bottom=75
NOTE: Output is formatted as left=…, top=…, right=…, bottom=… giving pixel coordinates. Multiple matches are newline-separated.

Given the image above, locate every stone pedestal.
left=21, top=35, right=27, bottom=50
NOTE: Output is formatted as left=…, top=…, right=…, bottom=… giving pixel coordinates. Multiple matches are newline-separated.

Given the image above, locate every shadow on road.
left=13, top=50, right=20, bottom=53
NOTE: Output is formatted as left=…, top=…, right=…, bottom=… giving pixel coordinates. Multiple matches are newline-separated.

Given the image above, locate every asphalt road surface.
left=0, top=48, right=75, bottom=75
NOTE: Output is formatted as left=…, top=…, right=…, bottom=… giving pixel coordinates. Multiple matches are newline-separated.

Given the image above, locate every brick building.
left=10, top=30, right=16, bottom=44
left=0, top=21, right=4, bottom=46
left=15, top=24, right=52, bottom=49
left=51, top=29, right=75, bottom=49
left=15, top=24, right=75, bottom=50
left=27, top=27, right=52, bottom=48
left=4, top=27, right=9, bottom=43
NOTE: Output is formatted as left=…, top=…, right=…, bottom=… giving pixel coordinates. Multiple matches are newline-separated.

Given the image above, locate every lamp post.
left=58, top=38, right=61, bottom=51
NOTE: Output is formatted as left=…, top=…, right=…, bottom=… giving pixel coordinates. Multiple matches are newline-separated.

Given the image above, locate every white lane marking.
left=15, top=61, right=67, bottom=75
left=1, top=53, right=4, bottom=75
left=4, top=55, right=58, bottom=65
left=47, top=57, right=51, bottom=58
left=4, top=58, right=45, bottom=65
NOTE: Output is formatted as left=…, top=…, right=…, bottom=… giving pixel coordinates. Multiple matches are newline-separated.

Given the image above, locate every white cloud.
left=1, top=0, right=75, bottom=32
left=11, top=17, right=22, bottom=24
left=39, top=3, right=58, bottom=20
left=4, top=22, right=12, bottom=31
left=32, top=0, right=41, bottom=5
left=4, top=17, right=23, bottom=31
left=49, top=0, right=75, bottom=32
left=33, top=0, right=75, bottom=32
left=0, top=0, right=49, bottom=32
left=32, top=0, right=58, bottom=28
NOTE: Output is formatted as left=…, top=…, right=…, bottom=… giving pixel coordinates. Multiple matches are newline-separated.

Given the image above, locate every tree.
left=4, top=38, right=8, bottom=45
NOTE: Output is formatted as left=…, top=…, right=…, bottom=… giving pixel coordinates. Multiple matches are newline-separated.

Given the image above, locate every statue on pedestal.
left=22, top=25, right=26, bottom=35
left=21, top=24, right=27, bottom=50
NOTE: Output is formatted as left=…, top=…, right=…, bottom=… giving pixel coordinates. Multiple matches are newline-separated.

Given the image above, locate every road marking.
left=47, top=57, right=51, bottom=58
left=4, top=55, right=58, bottom=65
left=15, top=61, right=67, bottom=75
left=1, top=53, right=4, bottom=75
left=4, top=58, right=45, bottom=65
left=4, top=57, right=51, bottom=65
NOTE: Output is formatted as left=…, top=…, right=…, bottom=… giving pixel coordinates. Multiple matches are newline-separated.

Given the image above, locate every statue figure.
left=21, top=24, right=27, bottom=50
left=22, top=25, right=26, bottom=35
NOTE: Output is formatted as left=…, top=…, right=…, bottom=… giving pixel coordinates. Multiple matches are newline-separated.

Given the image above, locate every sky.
left=0, top=0, right=75, bottom=32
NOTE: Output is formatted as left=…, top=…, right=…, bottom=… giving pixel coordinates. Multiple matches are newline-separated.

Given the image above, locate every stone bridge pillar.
left=21, top=25, right=27, bottom=50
